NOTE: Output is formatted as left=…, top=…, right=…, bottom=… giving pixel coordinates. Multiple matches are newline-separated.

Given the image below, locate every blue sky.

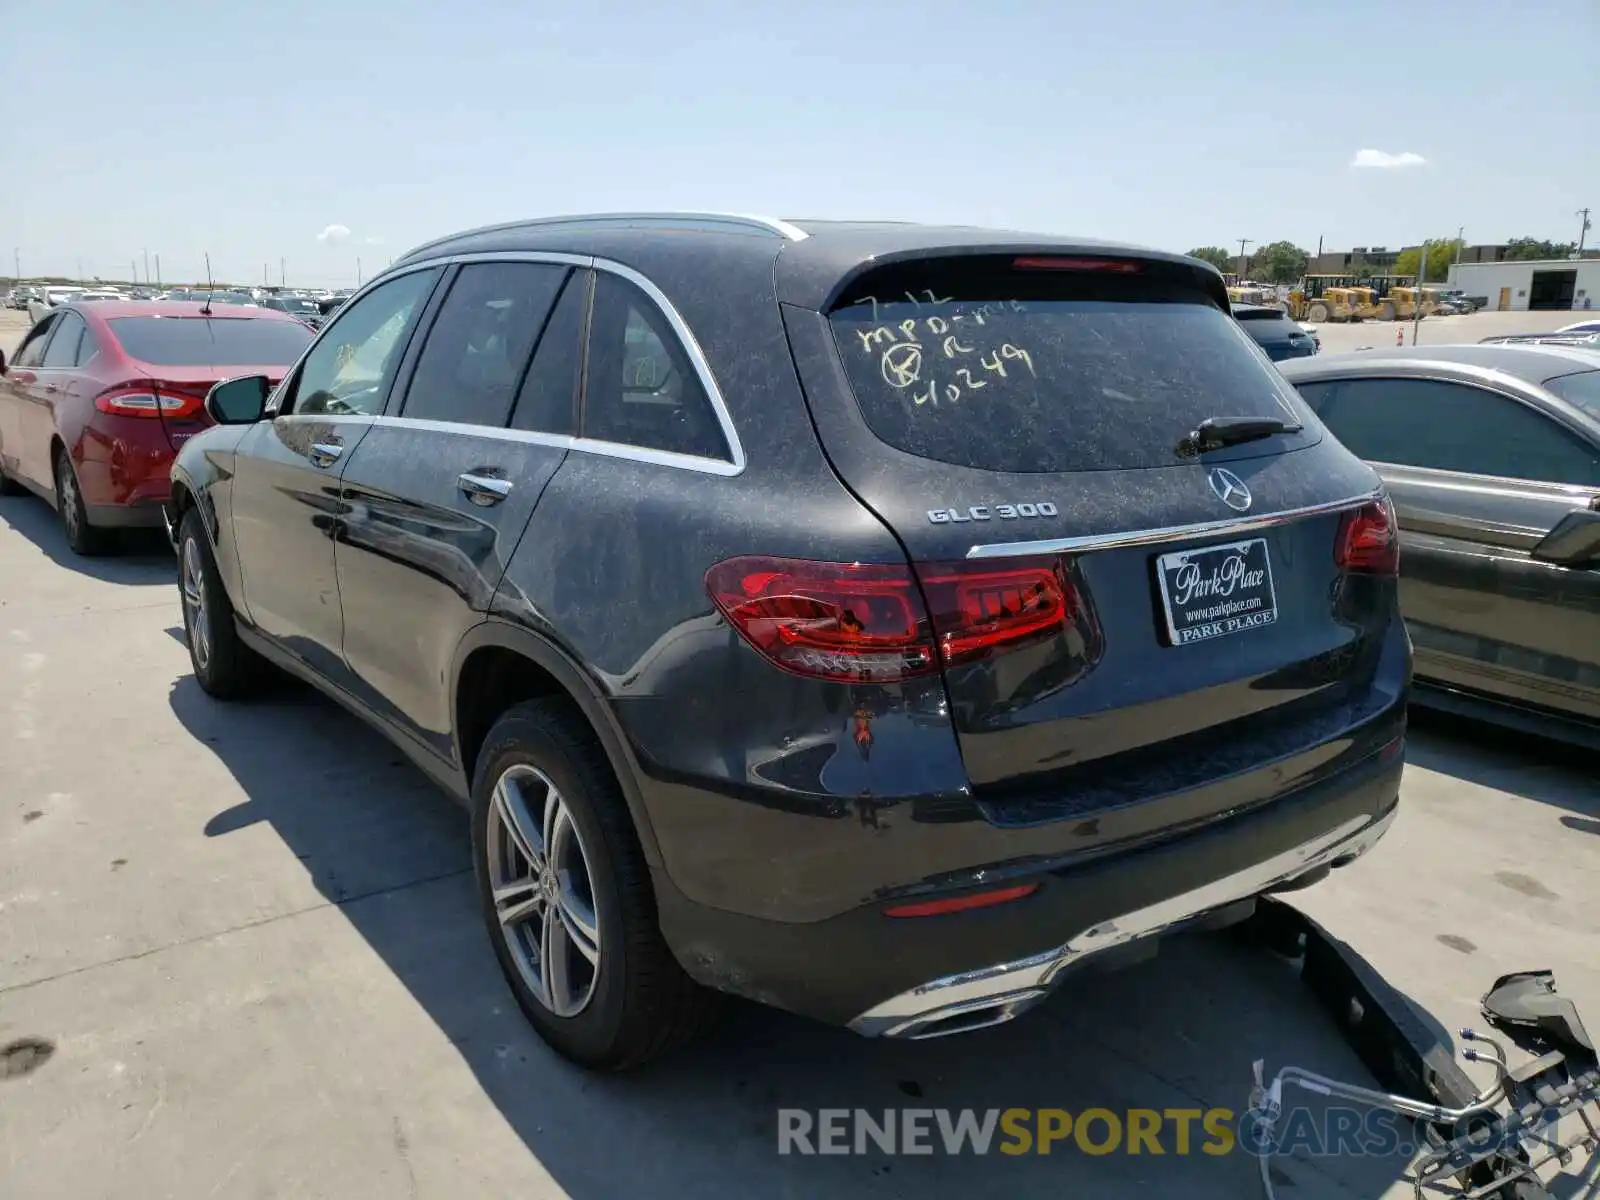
left=5, top=0, right=1595, bottom=286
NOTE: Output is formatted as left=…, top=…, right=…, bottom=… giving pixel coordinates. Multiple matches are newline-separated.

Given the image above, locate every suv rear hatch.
left=783, top=251, right=1395, bottom=836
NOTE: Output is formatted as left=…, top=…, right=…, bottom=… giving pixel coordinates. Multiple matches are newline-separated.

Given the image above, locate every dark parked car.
left=1280, top=346, right=1600, bottom=745
left=261, top=294, right=327, bottom=329
left=168, top=214, right=1406, bottom=1068
left=1232, top=303, right=1318, bottom=360
left=0, top=301, right=313, bottom=552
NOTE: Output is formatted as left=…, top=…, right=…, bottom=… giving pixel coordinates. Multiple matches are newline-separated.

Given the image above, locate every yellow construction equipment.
left=1371, top=286, right=1439, bottom=321
left=1286, top=277, right=1369, bottom=323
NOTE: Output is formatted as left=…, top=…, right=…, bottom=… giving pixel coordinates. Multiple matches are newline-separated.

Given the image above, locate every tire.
left=471, top=698, right=718, bottom=1070
left=1307, top=302, right=1330, bottom=323
left=178, top=507, right=270, bottom=699
left=53, top=447, right=115, bottom=555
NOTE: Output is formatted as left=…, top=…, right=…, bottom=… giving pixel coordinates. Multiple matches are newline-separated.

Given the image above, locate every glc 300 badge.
left=927, top=502, right=1059, bottom=524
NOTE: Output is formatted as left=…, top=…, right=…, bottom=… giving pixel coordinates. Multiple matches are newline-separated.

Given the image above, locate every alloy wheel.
left=181, top=537, right=212, bottom=672
left=486, top=764, right=602, bottom=1017
left=56, top=456, right=80, bottom=542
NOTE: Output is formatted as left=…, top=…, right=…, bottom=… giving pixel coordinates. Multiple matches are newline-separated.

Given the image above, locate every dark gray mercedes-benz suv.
left=167, top=214, right=1408, bottom=1068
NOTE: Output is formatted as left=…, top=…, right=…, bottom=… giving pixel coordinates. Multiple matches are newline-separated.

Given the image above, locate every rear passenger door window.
left=399, top=262, right=568, bottom=429
left=41, top=312, right=84, bottom=369
left=582, top=273, right=730, bottom=461
left=509, top=269, right=587, bottom=436
left=1314, top=378, right=1600, bottom=487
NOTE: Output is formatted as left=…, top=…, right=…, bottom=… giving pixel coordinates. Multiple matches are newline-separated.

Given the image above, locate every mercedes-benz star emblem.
left=1208, top=467, right=1252, bottom=512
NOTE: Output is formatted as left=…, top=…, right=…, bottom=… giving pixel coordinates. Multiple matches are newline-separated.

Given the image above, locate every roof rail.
left=398, top=211, right=808, bottom=263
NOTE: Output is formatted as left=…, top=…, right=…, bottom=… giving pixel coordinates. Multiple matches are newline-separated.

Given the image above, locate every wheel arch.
left=451, top=620, right=665, bottom=869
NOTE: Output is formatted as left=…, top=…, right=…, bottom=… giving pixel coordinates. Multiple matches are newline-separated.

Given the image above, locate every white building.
left=1446, top=258, right=1600, bottom=313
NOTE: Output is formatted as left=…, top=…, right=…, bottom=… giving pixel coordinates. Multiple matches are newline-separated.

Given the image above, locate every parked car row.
left=1, top=217, right=1593, bottom=1076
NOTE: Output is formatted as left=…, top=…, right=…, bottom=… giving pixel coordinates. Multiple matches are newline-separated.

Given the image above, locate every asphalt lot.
left=1, top=305, right=1597, bottom=1199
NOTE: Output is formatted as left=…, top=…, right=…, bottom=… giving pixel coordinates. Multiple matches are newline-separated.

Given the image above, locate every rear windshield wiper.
left=1180, top=415, right=1303, bottom=455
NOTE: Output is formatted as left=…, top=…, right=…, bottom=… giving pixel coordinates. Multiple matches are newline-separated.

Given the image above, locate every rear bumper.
left=656, top=740, right=1402, bottom=1031
left=86, top=498, right=167, bottom=529
left=849, top=801, right=1393, bottom=1039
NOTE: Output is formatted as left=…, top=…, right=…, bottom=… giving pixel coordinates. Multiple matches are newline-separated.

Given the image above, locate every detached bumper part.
left=849, top=806, right=1395, bottom=1039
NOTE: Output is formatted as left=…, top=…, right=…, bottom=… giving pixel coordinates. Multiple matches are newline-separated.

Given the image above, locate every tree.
left=1503, top=237, right=1576, bottom=262
left=1255, top=241, right=1309, bottom=284
left=1393, top=239, right=1465, bottom=282
left=1186, top=246, right=1232, bottom=272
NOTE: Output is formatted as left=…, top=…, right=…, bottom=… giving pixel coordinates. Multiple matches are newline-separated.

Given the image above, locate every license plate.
left=1155, top=537, right=1278, bottom=646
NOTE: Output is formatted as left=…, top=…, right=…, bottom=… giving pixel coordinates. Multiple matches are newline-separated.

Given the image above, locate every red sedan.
left=0, top=300, right=313, bottom=554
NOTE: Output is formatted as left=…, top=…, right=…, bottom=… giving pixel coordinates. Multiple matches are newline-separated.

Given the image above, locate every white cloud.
left=316, top=223, right=351, bottom=243
left=1350, top=149, right=1426, bottom=169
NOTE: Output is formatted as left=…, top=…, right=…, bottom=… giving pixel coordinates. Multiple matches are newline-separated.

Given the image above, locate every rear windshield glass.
left=828, top=260, right=1309, bottom=472
left=1232, top=308, right=1287, bottom=322
left=1545, top=370, right=1600, bottom=419
left=107, top=316, right=313, bottom=366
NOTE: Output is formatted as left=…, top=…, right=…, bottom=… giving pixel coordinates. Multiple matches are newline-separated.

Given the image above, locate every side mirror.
left=1530, top=508, right=1600, bottom=566
left=205, top=374, right=270, bottom=425
left=0, top=349, right=7, bottom=376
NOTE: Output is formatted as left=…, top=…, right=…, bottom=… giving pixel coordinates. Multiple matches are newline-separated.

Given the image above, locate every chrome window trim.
left=272, top=250, right=747, bottom=477
left=963, top=491, right=1382, bottom=559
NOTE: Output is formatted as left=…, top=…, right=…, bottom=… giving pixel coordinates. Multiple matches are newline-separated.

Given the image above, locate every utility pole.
left=280, top=257, right=286, bottom=287
left=356, top=257, right=362, bottom=286
left=132, top=259, right=138, bottom=285
left=77, top=258, right=84, bottom=284
left=143, top=248, right=150, bottom=284
left=1578, top=208, right=1592, bottom=257
left=1412, top=241, right=1427, bottom=346
left=1237, top=238, right=1254, bottom=277
left=155, top=254, right=161, bottom=288
left=12, top=247, right=19, bottom=283
left=1454, top=226, right=1464, bottom=270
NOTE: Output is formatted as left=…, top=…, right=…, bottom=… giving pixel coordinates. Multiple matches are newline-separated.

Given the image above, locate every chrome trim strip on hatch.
left=848, top=805, right=1396, bottom=1040
left=963, top=491, right=1383, bottom=560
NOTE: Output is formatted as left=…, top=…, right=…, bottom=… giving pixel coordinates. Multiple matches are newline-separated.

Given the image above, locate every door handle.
left=309, top=441, right=344, bottom=468
left=458, top=472, right=513, bottom=506
left=43, top=383, right=58, bottom=393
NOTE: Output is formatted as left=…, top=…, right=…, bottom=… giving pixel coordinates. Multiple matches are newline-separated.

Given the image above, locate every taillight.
left=1335, top=498, right=1399, bottom=575
left=916, top=557, right=1081, bottom=668
left=95, top=385, right=203, bottom=420
left=704, top=554, right=1093, bottom=683
left=704, top=557, right=936, bottom=683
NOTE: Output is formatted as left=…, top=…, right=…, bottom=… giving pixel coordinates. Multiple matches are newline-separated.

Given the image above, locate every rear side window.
left=1310, top=377, right=1600, bottom=487
left=1545, top=370, right=1600, bottom=420
left=107, top=317, right=313, bottom=366
left=582, top=273, right=730, bottom=461
left=828, top=260, right=1306, bottom=473
left=400, top=262, right=568, bottom=429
